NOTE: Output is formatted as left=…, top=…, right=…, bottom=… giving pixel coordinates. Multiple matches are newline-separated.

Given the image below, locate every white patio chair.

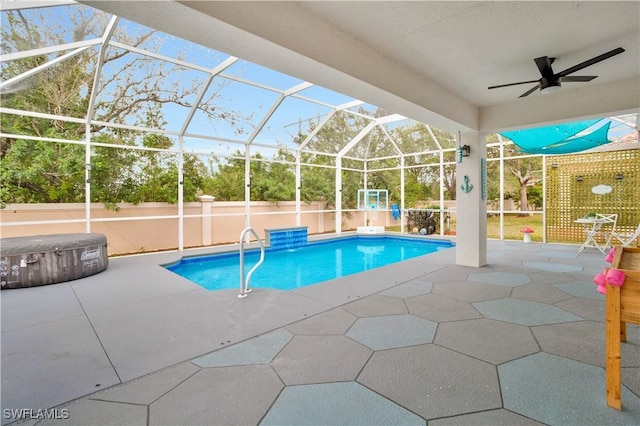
left=611, top=224, right=640, bottom=247
left=585, top=214, right=618, bottom=253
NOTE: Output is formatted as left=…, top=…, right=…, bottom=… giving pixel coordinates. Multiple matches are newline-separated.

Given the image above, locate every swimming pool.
left=166, top=236, right=454, bottom=291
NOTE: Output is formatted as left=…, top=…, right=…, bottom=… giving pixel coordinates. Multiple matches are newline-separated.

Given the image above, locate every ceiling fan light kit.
left=540, top=79, right=561, bottom=94
left=488, top=47, right=625, bottom=97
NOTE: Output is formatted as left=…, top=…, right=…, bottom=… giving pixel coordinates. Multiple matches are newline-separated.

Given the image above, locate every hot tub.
left=0, top=233, right=108, bottom=289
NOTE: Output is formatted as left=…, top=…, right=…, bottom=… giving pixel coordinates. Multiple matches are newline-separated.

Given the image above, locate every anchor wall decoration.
left=461, top=175, right=473, bottom=193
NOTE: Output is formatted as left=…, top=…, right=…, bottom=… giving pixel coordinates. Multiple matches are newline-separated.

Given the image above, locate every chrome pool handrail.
left=238, top=227, right=265, bottom=298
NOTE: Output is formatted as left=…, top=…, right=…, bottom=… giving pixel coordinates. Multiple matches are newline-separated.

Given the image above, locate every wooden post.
left=605, top=277, right=622, bottom=410
left=605, top=247, right=640, bottom=410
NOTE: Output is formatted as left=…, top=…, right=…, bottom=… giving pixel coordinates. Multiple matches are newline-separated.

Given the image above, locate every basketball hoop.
left=357, top=189, right=388, bottom=229
left=368, top=202, right=379, bottom=224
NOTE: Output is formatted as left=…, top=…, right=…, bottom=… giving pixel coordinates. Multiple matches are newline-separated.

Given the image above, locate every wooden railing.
left=605, top=246, right=640, bottom=410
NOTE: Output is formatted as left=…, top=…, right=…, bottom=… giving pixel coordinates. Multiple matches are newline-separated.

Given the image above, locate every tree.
left=1, top=4, right=248, bottom=206
left=206, top=153, right=246, bottom=201
left=253, top=150, right=296, bottom=203
left=391, top=123, right=456, bottom=204
left=294, top=111, right=371, bottom=209
left=254, top=161, right=295, bottom=203
left=505, top=157, right=542, bottom=214
left=486, top=137, right=543, bottom=213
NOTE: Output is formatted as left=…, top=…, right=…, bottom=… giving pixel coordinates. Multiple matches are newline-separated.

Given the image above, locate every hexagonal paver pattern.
left=346, top=314, right=437, bottom=350
left=523, top=261, right=583, bottom=273
left=358, top=344, right=501, bottom=419
left=420, top=270, right=469, bottom=282
left=428, top=409, right=543, bottom=425
left=555, top=297, right=605, bottom=322
left=406, top=293, right=482, bottom=322
left=150, top=365, right=283, bottom=425
left=192, top=328, right=293, bottom=367
left=285, top=307, right=356, bottom=335
left=260, top=382, right=425, bottom=425
left=380, top=279, right=432, bottom=298
left=554, top=280, right=605, bottom=300
left=528, top=271, right=576, bottom=284
left=271, top=335, right=371, bottom=385
left=500, top=353, right=640, bottom=425
left=435, top=318, right=539, bottom=364
left=533, top=320, right=640, bottom=368
left=544, top=250, right=581, bottom=259
left=431, top=280, right=511, bottom=302
left=473, top=298, right=582, bottom=326
left=510, top=282, right=574, bottom=304
left=341, top=294, right=408, bottom=317
left=91, top=362, right=199, bottom=405
left=468, top=271, right=531, bottom=287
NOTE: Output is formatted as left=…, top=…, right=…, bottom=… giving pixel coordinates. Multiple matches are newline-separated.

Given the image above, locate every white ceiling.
left=81, top=1, right=639, bottom=134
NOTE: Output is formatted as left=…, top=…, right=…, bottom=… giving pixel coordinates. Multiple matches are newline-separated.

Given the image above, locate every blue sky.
left=2, top=2, right=636, bottom=157
left=2, top=2, right=369, bottom=152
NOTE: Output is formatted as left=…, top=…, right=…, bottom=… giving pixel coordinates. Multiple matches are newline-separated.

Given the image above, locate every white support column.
left=498, top=134, right=505, bottom=240
left=295, top=151, right=301, bottom=226
left=335, top=157, right=342, bottom=234
left=199, top=195, right=215, bottom=246
left=178, top=136, right=185, bottom=251
left=363, top=161, right=368, bottom=226
left=400, top=155, right=405, bottom=233
left=455, top=131, right=487, bottom=267
left=439, top=149, right=445, bottom=235
left=83, top=17, right=118, bottom=234
left=84, top=122, right=92, bottom=233
left=244, top=145, right=251, bottom=230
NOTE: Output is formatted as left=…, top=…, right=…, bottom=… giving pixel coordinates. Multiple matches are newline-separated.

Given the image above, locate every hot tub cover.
left=0, top=233, right=107, bottom=256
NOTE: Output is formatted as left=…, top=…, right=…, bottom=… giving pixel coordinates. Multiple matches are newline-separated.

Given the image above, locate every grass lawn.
left=487, top=214, right=543, bottom=242
left=386, top=214, right=544, bottom=242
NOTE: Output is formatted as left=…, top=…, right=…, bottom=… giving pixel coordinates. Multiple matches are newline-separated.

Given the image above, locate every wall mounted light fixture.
left=457, top=145, right=471, bottom=163
left=551, top=163, right=558, bottom=169
left=615, top=174, right=624, bottom=180
left=576, top=176, right=584, bottom=182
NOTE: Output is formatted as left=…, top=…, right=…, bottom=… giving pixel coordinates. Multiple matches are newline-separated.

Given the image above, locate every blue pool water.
left=166, top=236, right=453, bottom=291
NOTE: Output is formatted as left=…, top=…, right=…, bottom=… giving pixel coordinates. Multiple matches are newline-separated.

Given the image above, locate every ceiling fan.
left=488, top=47, right=625, bottom=98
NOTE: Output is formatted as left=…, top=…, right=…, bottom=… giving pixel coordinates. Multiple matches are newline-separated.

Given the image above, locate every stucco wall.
left=1, top=200, right=395, bottom=255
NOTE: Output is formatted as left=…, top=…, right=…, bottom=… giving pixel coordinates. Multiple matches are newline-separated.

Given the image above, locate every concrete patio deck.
left=1, top=238, right=639, bottom=425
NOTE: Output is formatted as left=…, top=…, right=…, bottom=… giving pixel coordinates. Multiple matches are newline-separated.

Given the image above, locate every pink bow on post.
left=594, top=271, right=607, bottom=294
left=606, top=269, right=626, bottom=287
left=605, top=247, right=617, bottom=263
left=594, top=267, right=626, bottom=294
left=594, top=272, right=606, bottom=286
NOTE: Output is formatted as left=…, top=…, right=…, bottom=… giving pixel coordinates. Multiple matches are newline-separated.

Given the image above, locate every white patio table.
left=575, top=214, right=617, bottom=254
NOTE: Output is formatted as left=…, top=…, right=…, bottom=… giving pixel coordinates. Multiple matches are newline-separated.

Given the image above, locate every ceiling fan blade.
left=488, top=79, right=539, bottom=90
left=519, top=84, right=540, bottom=98
left=556, top=47, right=625, bottom=78
left=534, top=56, right=555, bottom=79
left=560, top=75, right=598, bottom=82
